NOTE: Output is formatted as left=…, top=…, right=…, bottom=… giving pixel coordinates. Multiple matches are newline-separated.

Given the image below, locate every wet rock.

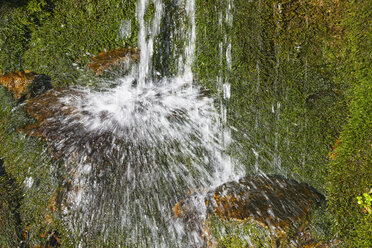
left=0, top=71, right=51, bottom=101
left=20, top=89, right=78, bottom=139
left=207, top=174, right=324, bottom=231
left=88, top=47, right=140, bottom=76
left=174, top=174, right=326, bottom=247
left=19, top=89, right=122, bottom=165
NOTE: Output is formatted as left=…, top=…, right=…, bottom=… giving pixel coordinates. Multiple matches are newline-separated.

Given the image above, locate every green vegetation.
left=195, top=0, right=347, bottom=191
left=0, top=0, right=138, bottom=87
left=0, top=158, right=22, bottom=247
left=195, top=0, right=370, bottom=246
left=327, top=1, right=372, bottom=246
left=0, top=86, right=63, bottom=246
left=208, top=216, right=272, bottom=247
left=0, top=0, right=139, bottom=246
left=328, top=79, right=372, bottom=246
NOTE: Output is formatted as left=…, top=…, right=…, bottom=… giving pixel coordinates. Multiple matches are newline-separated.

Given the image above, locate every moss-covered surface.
left=0, top=157, right=23, bottom=247
left=195, top=0, right=347, bottom=191
left=194, top=0, right=370, bottom=246
left=0, top=86, right=64, bottom=246
left=208, top=216, right=273, bottom=248
left=327, top=0, right=372, bottom=246
left=0, top=0, right=138, bottom=87
left=0, top=0, right=371, bottom=246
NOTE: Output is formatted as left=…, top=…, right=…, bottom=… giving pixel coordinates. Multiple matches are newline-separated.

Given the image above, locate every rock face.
left=88, top=47, right=140, bottom=75
left=174, top=174, right=326, bottom=247
left=0, top=71, right=51, bottom=101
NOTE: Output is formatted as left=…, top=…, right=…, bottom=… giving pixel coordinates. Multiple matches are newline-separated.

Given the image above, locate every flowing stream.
left=58, top=0, right=242, bottom=246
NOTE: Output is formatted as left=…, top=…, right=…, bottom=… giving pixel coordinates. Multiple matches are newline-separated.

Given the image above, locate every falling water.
left=52, top=0, right=241, bottom=246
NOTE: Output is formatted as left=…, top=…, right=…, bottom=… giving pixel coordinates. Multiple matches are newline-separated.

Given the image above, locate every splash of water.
left=54, top=0, right=241, bottom=246
left=61, top=76, right=230, bottom=246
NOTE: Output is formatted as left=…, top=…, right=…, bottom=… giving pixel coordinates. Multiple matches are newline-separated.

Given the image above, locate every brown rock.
left=88, top=47, right=140, bottom=75
left=206, top=174, right=324, bottom=232
left=174, top=174, right=326, bottom=247
left=0, top=71, right=52, bottom=101
left=0, top=71, right=35, bottom=100
left=19, top=89, right=122, bottom=165
left=19, top=89, right=79, bottom=139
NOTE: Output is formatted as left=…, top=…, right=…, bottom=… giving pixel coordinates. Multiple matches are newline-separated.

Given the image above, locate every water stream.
left=56, top=0, right=242, bottom=246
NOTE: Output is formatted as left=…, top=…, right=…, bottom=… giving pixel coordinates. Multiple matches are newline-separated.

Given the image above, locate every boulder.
left=0, top=71, right=51, bottom=101
left=88, top=47, right=140, bottom=76
left=174, top=174, right=327, bottom=247
left=206, top=174, right=324, bottom=231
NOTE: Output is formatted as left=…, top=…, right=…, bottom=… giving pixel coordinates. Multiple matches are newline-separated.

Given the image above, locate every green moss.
left=0, top=86, right=63, bottom=246
left=326, top=0, right=372, bottom=246
left=195, top=0, right=347, bottom=191
left=328, top=73, right=372, bottom=247
left=0, top=0, right=138, bottom=87
left=308, top=206, right=337, bottom=243
left=0, top=9, right=30, bottom=73
left=208, top=216, right=273, bottom=248
left=0, top=158, right=23, bottom=247
left=0, top=0, right=370, bottom=246
left=328, top=81, right=372, bottom=246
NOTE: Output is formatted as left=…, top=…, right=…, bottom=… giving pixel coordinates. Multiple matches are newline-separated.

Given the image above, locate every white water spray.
left=55, top=0, right=240, bottom=246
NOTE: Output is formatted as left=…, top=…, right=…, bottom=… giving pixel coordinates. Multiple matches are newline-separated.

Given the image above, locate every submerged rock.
left=0, top=71, right=51, bottom=101
left=174, top=174, right=326, bottom=247
left=88, top=47, right=140, bottom=75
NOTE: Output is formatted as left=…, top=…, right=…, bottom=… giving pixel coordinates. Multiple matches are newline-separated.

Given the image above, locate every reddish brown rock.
left=19, top=89, right=79, bottom=140
left=19, top=89, right=89, bottom=161
left=206, top=174, right=324, bottom=232
left=174, top=174, right=326, bottom=247
left=88, top=47, right=140, bottom=75
left=0, top=71, right=35, bottom=100
left=0, top=71, right=51, bottom=100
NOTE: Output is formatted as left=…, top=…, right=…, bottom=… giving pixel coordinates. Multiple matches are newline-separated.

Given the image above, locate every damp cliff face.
left=195, top=0, right=348, bottom=190
left=0, top=0, right=371, bottom=247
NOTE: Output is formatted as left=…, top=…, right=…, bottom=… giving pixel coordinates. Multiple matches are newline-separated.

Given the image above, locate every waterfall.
left=53, top=0, right=241, bottom=246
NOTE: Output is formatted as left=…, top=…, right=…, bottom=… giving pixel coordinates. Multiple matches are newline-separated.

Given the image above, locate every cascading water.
left=53, top=0, right=242, bottom=246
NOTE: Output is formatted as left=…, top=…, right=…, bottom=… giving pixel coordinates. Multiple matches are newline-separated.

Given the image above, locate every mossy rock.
left=175, top=174, right=329, bottom=247
left=0, top=71, right=51, bottom=101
